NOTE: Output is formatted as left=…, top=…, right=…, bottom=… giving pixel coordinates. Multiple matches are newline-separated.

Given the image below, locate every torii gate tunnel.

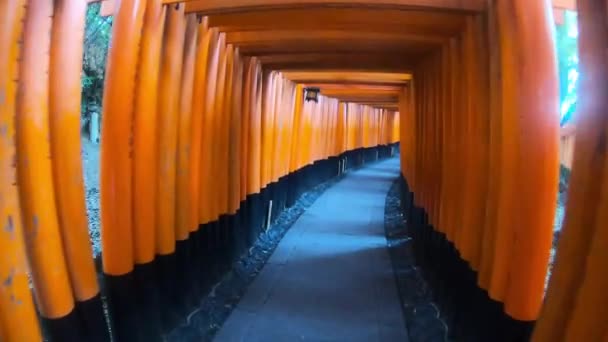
left=1, top=0, right=606, bottom=341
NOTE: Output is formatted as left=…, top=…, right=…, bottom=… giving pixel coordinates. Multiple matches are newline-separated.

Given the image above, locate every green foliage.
left=555, top=11, right=578, bottom=125
left=81, top=3, right=113, bottom=122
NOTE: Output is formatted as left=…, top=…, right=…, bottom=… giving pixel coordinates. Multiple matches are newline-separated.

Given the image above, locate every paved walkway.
left=215, top=158, right=408, bottom=342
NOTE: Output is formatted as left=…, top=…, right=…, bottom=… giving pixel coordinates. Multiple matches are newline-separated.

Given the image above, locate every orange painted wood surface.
left=156, top=4, right=186, bottom=253
left=458, top=15, right=489, bottom=270
left=50, top=0, right=100, bottom=302
left=100, top=0, right=146, bottom=276
left=198, top=29, right=221, bottom=224
left=132, top=0, right=166, bottom=264
left=183, top=0, right=487, bottom=13
left=176, top=15, right=198, bottom=238
left=0, top=0, right=43, bottom=339
left=533, top=1, right=608, bottom=340
left=478, top=0, right=501, bottom=291
left=188, top=20, right=212, bottom=229
left=502, top=0, right=559, bottom=321
left=488, top=0, right=518, bottom=303
left=16, top=0, right=75, bottom=318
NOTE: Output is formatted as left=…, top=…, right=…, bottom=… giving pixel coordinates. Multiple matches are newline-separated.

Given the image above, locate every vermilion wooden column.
left=0, top=1, right=42, bottom=340
left=431, top=56, right=443, bottom=229
left=232, top=45, right=244, bottom=211
left=209, top=34, right=227, bottom=226
left=459, top=16, right=490, bottom=270
left=186, top=17, right=211, bottom=301
left=198, top=29, right=220, bottom=226
left=417, top=64, right=429, bottom=219
left=398, top=87, right=408, bottom=180
left=175, top=13, right=200, bottom=314
left=282, top=83, right=296, bottom=178
left=412, top=71, right=423, bottom=210
left=478, top=0, right=502, bottom=291
left=155, top=3, right=188, bottom=332
left=451, top=36, right=467, bottom=251
left=218, top=44, right=234, bottom=219
left=156, top=3, right=185, bottom=257
left=228, top=49, right=244, bottom=256
left=100, top=0, right=145, bottom=275
left=489, top=0, right=519, bottom=303
left=16, top=2, right=79, bottom=340
left=50, top=0, right=99, bottom=303
left=261, top=71, right=275, bottom=190
left=176, top=15, right=198, bottom=242
left=270, top=74, right=282, bottom=185
left=445, top=38, right=461, bottom=242
left=50, top=0, right=109, bottom=339
left=189, top=20, right=211, bottom=231
left=133, top=0, right=165, bottom=267
left=438, top=44, right=452, bottom=236
left=534, top=1, right=608, bottom=341
left=99, top=0, right=147, bottom=339
left=214, top=43, right=233, bottom=262
left=131, top=3, right=166, bottom=336
left=198, top=30, right=224, bottom=286
left=290, top=85, right=305, bottom=173
left=501, top=0, right=559, bottom=323
left=244, top=59, right=262, bottom=196
left=418, top=70, right=428, bottom=216
left=271, top=76, right=283, bottom=185
left=240, top=58, right=253, bottom=204
left=400, top=82, right=416, bottom=192
left=246, top=60, right=264, bottom=241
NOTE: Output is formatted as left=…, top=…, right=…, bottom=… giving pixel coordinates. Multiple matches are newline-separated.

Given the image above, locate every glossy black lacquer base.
left=100, top=144, right=398, bottom=341
left=399, top=176, right=534, bottom=342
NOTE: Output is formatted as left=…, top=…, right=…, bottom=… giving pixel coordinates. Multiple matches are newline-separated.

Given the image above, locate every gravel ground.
left=167, top=175, right=340, bottom=341
left=81, top=138, right=102, bottom=257
left=384, top=175, right=569, bottom=341
left=384, top=179, right=448, bottom=342
left=547, top=166, right=570, bottom=287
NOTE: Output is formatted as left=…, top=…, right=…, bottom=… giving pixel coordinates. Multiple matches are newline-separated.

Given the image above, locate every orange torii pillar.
left=197, top=27, right=222, bottom=288
left=188, top=18, right=215, bottom=300
left=534, top=1, right=608, bottom=341
left=99, top=0, right=148, bottom=340
left=12, top=0, right=110, bottom=340
left=241, top=58, right=265, bottom=246
left=398, top=1, right=559, bottom=341
left=0, top=1, right=42, bottom=341
left=49, top=1, right=110, bottom=340
left=489, top=2, right=558, bottom=338
left=130, top=0, right=166, bottom=337
left=174, top=13, right=199, bottom=309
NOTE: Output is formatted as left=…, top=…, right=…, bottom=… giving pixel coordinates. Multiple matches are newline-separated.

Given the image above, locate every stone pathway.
left=214, top=158, right=407, bottom=342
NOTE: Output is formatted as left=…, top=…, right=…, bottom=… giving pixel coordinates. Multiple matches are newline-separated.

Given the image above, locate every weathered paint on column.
left=198, top=29, right=221, bottom=224
left=502, top=0, right=559, bottom=321
left=176, top=15, right=198, bottom=240
left=133, top=0, right=166, bottom=264
left=100, top=0, right=147, bottom=276
left=0, top=0, right=42, bottom=340
left=188, top=19, right=211, bottom=229
left=16, top=0, right=75, bottom=319
left=156, top=4, right=185, bottom=255
left=534, top=0, right=608, bottom=340
left=50, top=0, right=100, bottom=301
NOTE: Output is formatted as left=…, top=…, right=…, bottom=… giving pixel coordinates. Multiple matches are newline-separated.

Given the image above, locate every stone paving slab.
left=214, top=158, right=407, bottom=342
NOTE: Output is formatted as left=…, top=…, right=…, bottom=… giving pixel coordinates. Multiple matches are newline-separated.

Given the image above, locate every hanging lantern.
left=304, top=87, right=320, bottom=103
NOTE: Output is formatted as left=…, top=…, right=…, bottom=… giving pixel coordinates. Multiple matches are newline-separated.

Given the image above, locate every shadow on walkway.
left=215, top=158, right=408, bottom=342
